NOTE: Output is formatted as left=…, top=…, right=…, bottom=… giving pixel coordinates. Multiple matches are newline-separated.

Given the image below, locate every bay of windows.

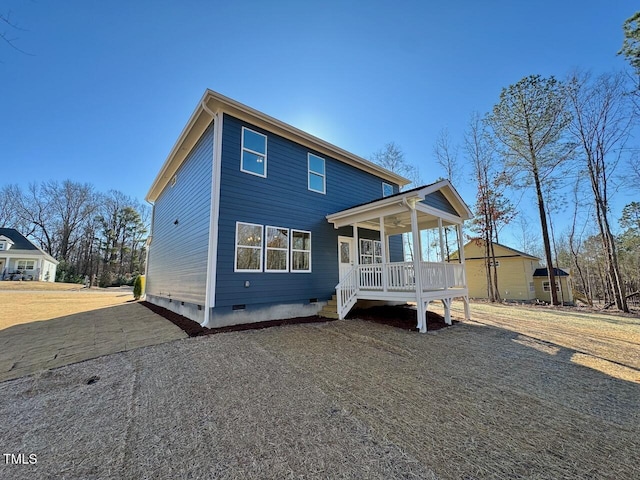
left=235, top=222, right=311, bottom=273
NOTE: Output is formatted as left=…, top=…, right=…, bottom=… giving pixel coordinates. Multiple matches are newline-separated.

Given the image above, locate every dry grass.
left=439, top=301, right=640, bottom=383
left=0, top=286, right=133, bottom=331
left=0, top=281, right=87, bottom=291
left=1, top=303, right=638, bottom=479
left=0, top=292, right=133, bottom=330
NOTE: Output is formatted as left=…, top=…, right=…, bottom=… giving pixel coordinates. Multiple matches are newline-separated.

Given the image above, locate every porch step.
left=318, top=295, right=340, bottom=319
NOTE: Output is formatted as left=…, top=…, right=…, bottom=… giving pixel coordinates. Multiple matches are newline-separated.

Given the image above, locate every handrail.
left=335, top=264, right=359, bottom=319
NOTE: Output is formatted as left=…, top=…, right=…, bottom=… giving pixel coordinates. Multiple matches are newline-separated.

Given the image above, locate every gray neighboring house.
left=0, top=228, right=58, bottom=282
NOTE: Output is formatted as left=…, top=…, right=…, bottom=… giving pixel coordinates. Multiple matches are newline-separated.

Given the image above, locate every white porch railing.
left=336, top=265, right=359, bottom=320
left=336, top=261, right=466, bottom=319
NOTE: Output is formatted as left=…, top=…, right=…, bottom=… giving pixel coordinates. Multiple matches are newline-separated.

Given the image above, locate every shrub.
left=133, top=275, right=143, bottom=300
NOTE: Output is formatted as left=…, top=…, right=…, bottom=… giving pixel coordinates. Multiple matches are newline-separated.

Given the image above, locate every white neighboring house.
left=0, top=228, right=58, bottom=282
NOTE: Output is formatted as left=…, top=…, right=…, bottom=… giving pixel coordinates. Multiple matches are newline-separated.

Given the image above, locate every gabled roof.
left=0, top=228, right=38, bottom=250
left=0, top=228, right=59, bottom=264
left=450, top=239, right=540, bottom=261
left=147, top=89, right=411, bottom=202
left=533, top=267, right=570, bottom=277
left=326, top=179, right=473, bottom=233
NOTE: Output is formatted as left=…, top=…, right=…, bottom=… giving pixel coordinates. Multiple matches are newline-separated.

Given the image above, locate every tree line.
left=0, top=181, right=149, bottom=287
left=374, top=11, right=640, bottom=313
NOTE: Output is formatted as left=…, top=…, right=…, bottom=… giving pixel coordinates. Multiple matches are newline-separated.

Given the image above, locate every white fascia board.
left=414, top=202, right=464, bottom=225
left=326, top=192, right=421, bottom=226
left=428, top=179, right=473, bottom=220
left=146, top=91, right=215, bottom=202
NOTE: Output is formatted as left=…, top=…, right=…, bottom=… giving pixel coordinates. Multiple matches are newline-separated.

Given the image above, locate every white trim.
left=204, top=110, right=223, bottom=326
left=240, top=126, right=267, bottom=178
left=382, top=182, right=394, bottom=197
left=290, top=229, right=311, bottom=273
left=307, top=153, right=326, bottom=194
left=414, top=202, right=464, bottom=225
left=234, top=221, right=264, bottom=272
left=265, top=226, right=290, bottom=273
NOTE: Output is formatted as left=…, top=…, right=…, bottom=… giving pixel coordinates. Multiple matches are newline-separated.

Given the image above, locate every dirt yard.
left=0, top=300, right=638, bottom=479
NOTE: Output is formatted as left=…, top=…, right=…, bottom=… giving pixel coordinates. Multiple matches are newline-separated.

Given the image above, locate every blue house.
left=145, top=90, right=472, bottom=332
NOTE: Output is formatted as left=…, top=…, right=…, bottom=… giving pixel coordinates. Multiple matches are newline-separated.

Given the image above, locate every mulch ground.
left=140, top=301, right=454, bottom=337
left=347, top=304, right=455, bottom=331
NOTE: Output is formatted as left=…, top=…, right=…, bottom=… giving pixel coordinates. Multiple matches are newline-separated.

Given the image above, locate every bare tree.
left=433, top=128, right=461, bottom=185
left=370, top=142, right=422, bottom=189
left=486, top=75, right=573, bottom=305
left=465, top=113, right=515, bottom=302
left=42, top=180, right=99, bottom=262
left=566, top=71, right=633, bottom=312
left=0, top=10, right=31, bottom=56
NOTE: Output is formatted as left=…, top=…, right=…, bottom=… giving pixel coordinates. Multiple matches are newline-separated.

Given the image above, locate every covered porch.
left=326, top=181, right=472, bottom=333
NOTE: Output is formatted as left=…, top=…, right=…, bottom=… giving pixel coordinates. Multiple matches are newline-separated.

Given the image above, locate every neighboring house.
left=450, top=240, right=540, bottom=301
left=450, top=239, right=573, bottom=304
left=145, top=90, right=473, bottom=332
left=0, top=228, right=58, bottom=282
left=533, top=267, right=574, bottom=304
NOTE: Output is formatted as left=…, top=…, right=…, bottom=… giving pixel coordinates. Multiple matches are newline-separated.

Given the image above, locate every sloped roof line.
left=0, top=228, right=59, bottom=264
left=460, top=238, right=541, bottom=260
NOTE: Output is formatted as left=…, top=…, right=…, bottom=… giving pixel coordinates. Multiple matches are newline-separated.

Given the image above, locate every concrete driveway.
left=0, top=289, right=187, bottom=382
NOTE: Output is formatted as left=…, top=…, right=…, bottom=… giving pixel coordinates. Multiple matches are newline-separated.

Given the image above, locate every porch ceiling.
left=347, top=209, right=458, bottom=236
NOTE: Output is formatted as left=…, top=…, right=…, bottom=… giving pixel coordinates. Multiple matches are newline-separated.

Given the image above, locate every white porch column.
left=353, top=223, right=359, bottom=267
left=410, top=206, right=426, bottom=333
left=438, top=217, right=448, bottom=289
left=456, top=223, right=471, bottom=320
left=379, top=217, right=388, bottom=292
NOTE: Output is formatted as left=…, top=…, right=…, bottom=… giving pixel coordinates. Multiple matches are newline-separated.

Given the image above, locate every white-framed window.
left=265, top=226, right=289, bottom=272
left=241, top=127, right=267, bottom=177
left=489, top=260, right=500, bottom=268
left=0, top=242, right=5, bottom=251
left=235, top=222, right=263, bottom=272
left=529, top=282, right=535, bottom=292
left=360, top=239, right=383, bottom=264
left=291, top=230, right=311, bottom=272
left=308, top=153, right=326, bottom=194
left=543, top=281, right=560, bottom=292
left=16, top=260, right=35, bottom=271
left=382, top=182, right=394, bottom=197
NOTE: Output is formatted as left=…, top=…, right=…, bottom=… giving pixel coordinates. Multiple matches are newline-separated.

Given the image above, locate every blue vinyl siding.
left=146, top=123, right=214, bottom=305
left=422, top=191, right=458, bottom=216
left=214, top=114, right=401, bottom=311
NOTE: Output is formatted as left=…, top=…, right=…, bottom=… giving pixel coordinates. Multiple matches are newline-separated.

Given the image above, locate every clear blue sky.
left=1, top=1, right=635, bottom=246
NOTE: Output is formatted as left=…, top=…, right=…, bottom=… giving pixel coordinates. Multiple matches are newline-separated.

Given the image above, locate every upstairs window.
left=235, top=222, right=263, bottom=271
left=265, top=226, right=289, bottom=272
left=241, top=127, right=267, bottom=177
left=0, top=242, right=4, bottom=250
left=382, top=182, right=394, bottom=197
left=308, top=153, right=325, bottom=194
left=291, top=230, right=311, bottom=272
